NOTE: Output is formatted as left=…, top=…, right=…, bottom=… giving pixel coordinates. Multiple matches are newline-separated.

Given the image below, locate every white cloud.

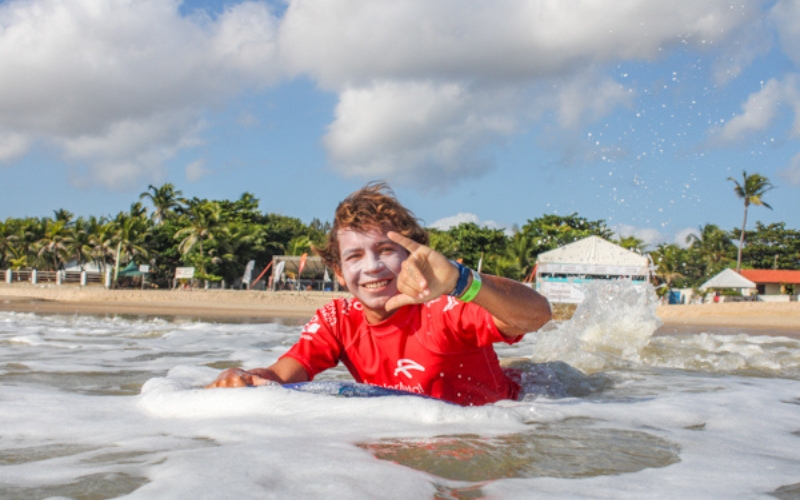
left=185, top=159, right=212, bottom=182
left=294, top=0, right=751, bottom=186
left=673, top=227, right=699, bottom=249
left=237, top=111, right=259, bottom=128
left=0, top=132, right=31, bottom=162
left=715, top=79, right=784, bottom=141
left=324, top=81, right=517, bottom=184
left=279, top=0, right=754, bottom=88
left=430, top=212, right=507, bottom=233
left=0, top=0, right=769, bottom=188
left=0, top=0, right=280, bottom=187
left=715, top=75, right=800, bottom=143
left=772, top=0, right=800, bottom=65
left=779, top=152, right=800, bottom=185
left=553, top=72, right=632, bottom=129
left=612, top=224, right=665, bottom=248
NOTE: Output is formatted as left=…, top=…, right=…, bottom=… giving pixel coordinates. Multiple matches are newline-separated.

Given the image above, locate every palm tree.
left=615, top=235, right=647, bottom=253
left=728, top=171, right=774, bottom=272
left=650, top=243, right=686, bottom=293
left=140, top=183, right=184, bottom=225
left=0, top=220, right=12, bottom=269
left=685, top=224, right=735, bottom=278
left=87, top=218, right=116, bottom=272
left=10, top=218, right=42, bottom=269
left=506, top=231, right=534, bottom=281
left=286, top=235, right=312, bottom=256
left=174, top=201, right=224, bottom=275
left=111, top=211, right=150, bottom=269
left=52, top=209, right=74, bottom=225
left=62, top=219, right=93, bottom=270
left=36, top=219, right=68, bottom=270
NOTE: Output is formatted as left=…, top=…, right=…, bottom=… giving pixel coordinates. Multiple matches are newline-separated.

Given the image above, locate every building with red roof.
left=738, top=269, right=800, bottom=297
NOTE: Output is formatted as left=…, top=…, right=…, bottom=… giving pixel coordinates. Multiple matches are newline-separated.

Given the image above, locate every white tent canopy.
left=699, top=269, right=756, bottom=290
left=536, top=236, right=650, bottom=275
left=535, top=236, right=651, bottom=304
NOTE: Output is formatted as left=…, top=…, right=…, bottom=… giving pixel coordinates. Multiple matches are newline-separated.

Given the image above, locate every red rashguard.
left=280, top=296, right=522, bottom=406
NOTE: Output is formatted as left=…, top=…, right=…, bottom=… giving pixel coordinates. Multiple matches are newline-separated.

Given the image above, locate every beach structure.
left=699, top=269, right=757, bottom=300
left=738, top=269, right=800, bottom=301
left=534, top=236, right=652, bottom=304
left=269, top=255, right=337, bottom=291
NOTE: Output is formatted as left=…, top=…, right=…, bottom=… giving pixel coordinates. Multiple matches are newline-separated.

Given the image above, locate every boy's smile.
left=335, top=227, right=409, bottom=323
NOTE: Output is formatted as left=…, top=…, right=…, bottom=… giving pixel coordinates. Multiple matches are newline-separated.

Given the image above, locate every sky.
left=1, top=0, right=799, bottom=249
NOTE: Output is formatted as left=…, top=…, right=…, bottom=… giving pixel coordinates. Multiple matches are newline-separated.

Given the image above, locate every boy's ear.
left=335, top=268, right=346, bottom=288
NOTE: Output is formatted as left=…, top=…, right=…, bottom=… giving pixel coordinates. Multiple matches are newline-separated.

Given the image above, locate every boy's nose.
left=365, top=252, right=386, bottom=272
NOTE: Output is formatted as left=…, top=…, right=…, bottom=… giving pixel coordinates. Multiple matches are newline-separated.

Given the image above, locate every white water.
left=1, top=282, right=798, bottom=499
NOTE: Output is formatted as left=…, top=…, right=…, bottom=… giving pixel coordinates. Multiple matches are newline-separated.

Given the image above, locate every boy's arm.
left=470, top=272, right=551, bottom=338
left=205, top=357, right=309, bottom=389
left=385, top=231, right=551, bottom=338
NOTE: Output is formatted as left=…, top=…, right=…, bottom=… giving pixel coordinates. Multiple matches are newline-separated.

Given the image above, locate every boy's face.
left=335, top=226, right=409, bottom=324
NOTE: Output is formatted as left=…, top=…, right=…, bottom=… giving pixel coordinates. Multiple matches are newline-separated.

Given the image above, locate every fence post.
left=80, top=271, right=87, bottom=287
left=5, top=269, right=10, bottom=284
left=105, top=268, right=112, bottom=288
left=31, top=269, right=37, bottom=285
left=57, top=271, right=63, bottom=285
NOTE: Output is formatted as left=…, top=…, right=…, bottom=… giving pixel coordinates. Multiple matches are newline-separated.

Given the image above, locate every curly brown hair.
left=314, top=182, right=429, bottom=270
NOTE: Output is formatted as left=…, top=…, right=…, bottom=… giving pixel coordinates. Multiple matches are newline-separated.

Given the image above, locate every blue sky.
left=1, top=0, right=799, bottom=249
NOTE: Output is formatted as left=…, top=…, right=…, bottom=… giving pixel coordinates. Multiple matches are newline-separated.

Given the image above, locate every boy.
left=207, top=183, right=551, bottom=405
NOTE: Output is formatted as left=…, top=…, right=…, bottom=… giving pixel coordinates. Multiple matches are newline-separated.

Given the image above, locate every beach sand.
left=0, top=284, right=349, bottom=325
left=1, top=284, right=798, bottom=338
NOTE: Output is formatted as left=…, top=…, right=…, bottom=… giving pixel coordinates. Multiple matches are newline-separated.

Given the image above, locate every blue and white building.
left=535, top=236, right=652, bottom=304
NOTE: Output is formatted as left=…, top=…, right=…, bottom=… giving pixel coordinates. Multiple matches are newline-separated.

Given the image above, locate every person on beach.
left=206, top=182, right=552, bottom=405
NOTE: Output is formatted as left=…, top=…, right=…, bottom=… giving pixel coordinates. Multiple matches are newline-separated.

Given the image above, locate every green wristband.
left=459, top=269, right=482, bottom=302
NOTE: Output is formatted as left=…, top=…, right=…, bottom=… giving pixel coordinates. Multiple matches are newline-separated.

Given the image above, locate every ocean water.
left=0, top=282, right=798, bottom=500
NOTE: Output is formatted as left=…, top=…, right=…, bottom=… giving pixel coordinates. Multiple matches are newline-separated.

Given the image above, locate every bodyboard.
left=282, top=380, right=428, bottom=399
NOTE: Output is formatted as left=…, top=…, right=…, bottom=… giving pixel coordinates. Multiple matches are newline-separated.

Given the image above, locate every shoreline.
left=1, top=284, right=799, bottom=338
left=0, top=284, right=349, bottom=324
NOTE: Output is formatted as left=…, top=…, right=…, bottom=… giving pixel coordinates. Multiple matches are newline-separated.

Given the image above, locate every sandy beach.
left=0, top=284, right=349, bottom=324
left=1, top=284, right=799, bottom=338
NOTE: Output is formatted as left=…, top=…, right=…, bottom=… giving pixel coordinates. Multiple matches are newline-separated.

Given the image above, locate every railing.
left=3, top=269, right=109, bottom=287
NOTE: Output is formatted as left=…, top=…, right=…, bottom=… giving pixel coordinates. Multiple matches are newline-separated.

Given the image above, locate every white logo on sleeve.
left=394, top=359, right=426, bottom=379
left=300, top=321, right=321, bottom=340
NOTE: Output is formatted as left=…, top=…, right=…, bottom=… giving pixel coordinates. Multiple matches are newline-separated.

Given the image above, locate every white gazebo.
left=535, top=236, right=652, bottom=304
left=699, top=269, right=756, bottom=296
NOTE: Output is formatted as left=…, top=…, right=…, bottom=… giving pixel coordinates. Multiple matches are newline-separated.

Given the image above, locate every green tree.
left=35, top=219, right=68, bottom=270
left=52, top=209, right=74, bottom=225
left=521, top=213, right=613, bottom=256
left=87, top=217, right=117, bottom=271
left=111, top=207, right=151, bottom=270
left=685, top=224, right=736, bottom=281
left=7, top=218, right=42, bottom=269
left=740, top=222, right=800, bottom=270
left=0, top=220, right=13, bottom=269
left=614, top=235, right=647, bottom=253
left=427, top=228, right=458, bottom=260
left=446, top=222, right=507, bottom=272
left=504, top=231, right=535, bottom=281
left=650, top=243, right=687, bottom=293
left=140, top=183, right=184, bottom=225
left=728, top=171, right=774, bottom=272
left=62, top=218, right=93, bottom=270
left=174, top=200, right=225, bottom=277
left=286, top=235, right=312, bottom=256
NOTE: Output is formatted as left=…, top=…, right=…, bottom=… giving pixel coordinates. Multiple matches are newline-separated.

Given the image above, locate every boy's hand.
left=384, top=231, right=459, bottom=311
left=205, top=368, right=273, bottom=388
